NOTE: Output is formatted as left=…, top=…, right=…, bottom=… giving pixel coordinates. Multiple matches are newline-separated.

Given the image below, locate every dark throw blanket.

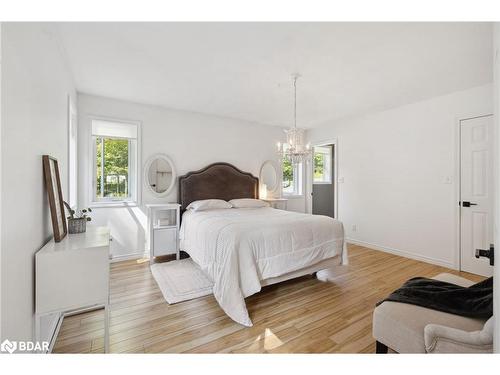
left=377, top=277, right=493, bottom=319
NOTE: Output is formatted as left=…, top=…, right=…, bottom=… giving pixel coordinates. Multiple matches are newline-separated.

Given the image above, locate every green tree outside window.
left=96, top=137, right=129, bottom=198
left=282, top=158, right=293, bottom=189
left=314, top=152, right=325, bottom=180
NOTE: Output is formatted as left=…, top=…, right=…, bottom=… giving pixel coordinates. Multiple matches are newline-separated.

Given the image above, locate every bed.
left=178, top=162, right=347, bottom=326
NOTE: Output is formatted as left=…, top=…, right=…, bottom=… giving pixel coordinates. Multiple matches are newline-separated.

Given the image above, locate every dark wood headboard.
left=178, top=162, right=259, bottom=211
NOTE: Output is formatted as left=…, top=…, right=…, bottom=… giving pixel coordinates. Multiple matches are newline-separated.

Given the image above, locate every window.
left=313, top=145, right=332, bottom=184
left=91, top=119, right=139, bottom=204
left=282, top=158, right=303, bottom=196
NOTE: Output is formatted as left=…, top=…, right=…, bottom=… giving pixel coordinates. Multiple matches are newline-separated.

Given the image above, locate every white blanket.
left=179, top=207, right=346, bottom=326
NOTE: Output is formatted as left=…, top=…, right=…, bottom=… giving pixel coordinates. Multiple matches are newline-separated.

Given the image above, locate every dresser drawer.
left=153, top=227, right=177, bottom=256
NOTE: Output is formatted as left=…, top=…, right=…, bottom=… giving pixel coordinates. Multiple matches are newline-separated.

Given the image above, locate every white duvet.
left=179, top=207, right=346, bottom=326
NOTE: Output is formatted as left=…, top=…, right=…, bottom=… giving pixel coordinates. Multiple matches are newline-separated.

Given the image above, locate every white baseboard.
left=110, top=251, right=148, bottom=263
left=346, top=238, right=457, bottom=269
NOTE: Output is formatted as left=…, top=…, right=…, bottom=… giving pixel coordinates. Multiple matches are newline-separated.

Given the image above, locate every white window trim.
left=67, top=95, right=78, bottom=208
left=88, top=116, right=141, bottom=208
left=313, top=146, right=333, bottom=185
left=283, top=162, right=304, bottom=198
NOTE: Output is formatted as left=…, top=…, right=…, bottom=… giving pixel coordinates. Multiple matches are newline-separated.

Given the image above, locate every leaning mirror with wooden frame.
left=144, top=153, right=177, bottom=198
left=42, top=155, right=67, bottom=242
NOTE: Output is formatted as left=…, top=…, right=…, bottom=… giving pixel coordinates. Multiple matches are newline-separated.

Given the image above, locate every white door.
left=460, top=115, right=494, bottom=277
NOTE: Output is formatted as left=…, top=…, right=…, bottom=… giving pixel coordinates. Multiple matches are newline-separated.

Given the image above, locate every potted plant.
left=63, top=202, right=92, bottom=234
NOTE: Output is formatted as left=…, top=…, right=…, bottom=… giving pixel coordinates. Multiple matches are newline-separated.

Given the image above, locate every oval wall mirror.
left=260, top=160, right=280, bottom=196
left=144, top=154, right=177, bottom=197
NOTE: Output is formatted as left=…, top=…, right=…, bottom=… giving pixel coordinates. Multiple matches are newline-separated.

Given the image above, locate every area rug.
left=150, top=258, right=213, bottom=304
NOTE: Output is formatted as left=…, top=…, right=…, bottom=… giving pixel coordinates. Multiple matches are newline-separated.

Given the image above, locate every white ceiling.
left=56, top=22, right=493, bottom=128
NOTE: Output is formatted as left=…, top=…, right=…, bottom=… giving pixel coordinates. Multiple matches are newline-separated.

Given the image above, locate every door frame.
left=307, top=138, right=338, bottom=219
left=455, top=113, right=493, bottom=271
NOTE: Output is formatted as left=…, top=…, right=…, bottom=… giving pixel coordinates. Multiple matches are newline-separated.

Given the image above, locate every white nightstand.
left=262, top=198, right=288, bottom=210
left=146, top=203, right=181, bottom=263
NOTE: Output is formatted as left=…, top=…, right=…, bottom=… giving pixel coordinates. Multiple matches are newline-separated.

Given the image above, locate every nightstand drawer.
left=153, top=227, right=177, bottom=256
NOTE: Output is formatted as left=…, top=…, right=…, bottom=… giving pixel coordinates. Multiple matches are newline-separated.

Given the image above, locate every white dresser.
left=146, top=203, right=181, bottom=263
left=35, top=226, right=111, bottom=352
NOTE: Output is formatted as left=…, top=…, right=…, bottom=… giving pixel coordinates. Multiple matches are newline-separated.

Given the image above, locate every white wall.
left=1, top=24, right=77, bottom=343
left=0, top=22, right=3, bottom=342
left=493, top=23, right=500, bottom=353
left=307, top=84, right=493, bottom=269
left=78, top=94, right=287, bottom=259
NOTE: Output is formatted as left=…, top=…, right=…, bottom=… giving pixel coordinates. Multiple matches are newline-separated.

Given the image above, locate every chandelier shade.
left=277, top=75, right=312, bottom=165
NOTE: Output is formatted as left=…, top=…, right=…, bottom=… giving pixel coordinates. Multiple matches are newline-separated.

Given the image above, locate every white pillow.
left=229, top=198, right=269, bottom=208
left=186, top=199, right=232, bottom=212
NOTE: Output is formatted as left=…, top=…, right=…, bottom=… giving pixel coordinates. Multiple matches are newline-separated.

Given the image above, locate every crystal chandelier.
left=277, top=74, right=312, bottom=165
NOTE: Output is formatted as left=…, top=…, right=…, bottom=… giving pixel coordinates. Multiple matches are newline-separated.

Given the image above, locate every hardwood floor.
left=52, top=244, right=482, bottom=354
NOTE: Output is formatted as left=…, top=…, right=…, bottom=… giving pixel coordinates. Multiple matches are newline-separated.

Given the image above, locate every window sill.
left=90, top=201, right=138, bottom=208
left=282, top=194, right=304, bottom=199
left=313, top=181, right=333, bottom=185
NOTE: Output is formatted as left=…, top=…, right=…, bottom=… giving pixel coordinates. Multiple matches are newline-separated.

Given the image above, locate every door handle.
left=475, top=244, right=494, bottom=266
left=462, top=201, right=478, bottom=207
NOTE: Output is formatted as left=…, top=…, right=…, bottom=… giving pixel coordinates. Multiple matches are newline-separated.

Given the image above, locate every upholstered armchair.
left=373, top=273, right=493, bottom=353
